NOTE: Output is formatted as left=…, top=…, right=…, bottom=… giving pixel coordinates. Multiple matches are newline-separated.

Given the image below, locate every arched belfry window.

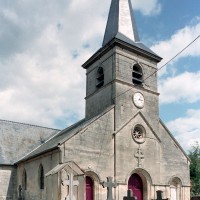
left=132, top=64, right=143, bottom=85
left=22, top=169, right=27, bottom=190
left=96, top=66, right=104, bottom=88
left=39, top=164, right=44, bottom=190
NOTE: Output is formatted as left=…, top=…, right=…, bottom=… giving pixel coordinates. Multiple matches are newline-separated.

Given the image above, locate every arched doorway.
left=169, top=177, right=182, bottom=200
left=86, top=176, right=94, bottom=200
left=128, top=173, right=143, bottom=200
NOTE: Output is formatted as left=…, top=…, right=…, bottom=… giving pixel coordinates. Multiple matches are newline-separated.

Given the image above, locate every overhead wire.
left=80, top=34, right=200, bottom=173
left=112, top=34, right=200, bottom=101
left=143, top=34, right=200, bottom=82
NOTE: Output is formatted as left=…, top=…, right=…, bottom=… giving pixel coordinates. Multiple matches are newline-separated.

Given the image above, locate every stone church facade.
left=0, top=0, right=190, bottom=200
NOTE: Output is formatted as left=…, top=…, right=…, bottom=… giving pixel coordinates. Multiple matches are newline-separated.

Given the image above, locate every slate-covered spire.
left=103, top=0, right=140, bottom=46
left=102, top=0, right=161, bottom=60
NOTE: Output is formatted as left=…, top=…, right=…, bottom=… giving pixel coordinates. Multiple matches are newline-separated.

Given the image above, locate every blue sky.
left=136, top=0, right=200, bottom=42
left=0, top=0, right=200, bottom=151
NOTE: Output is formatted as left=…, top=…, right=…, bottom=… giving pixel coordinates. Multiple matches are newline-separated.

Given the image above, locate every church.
left=0, top=0, right=191, bottom=200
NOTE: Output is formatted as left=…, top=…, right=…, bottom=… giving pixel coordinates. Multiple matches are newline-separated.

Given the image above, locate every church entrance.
left=86, top=176, right=93, bottom=200
left=128, top=173, right=143, bottom=200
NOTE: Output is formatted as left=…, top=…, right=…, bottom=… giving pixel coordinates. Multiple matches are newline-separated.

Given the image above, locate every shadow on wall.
left=6, top=166, right=17, bottom=200
left=191, top=197, right=200, bottom=200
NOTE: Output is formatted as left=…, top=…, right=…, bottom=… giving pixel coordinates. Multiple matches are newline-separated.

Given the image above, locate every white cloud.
left=167, top=109, right=200, bottom=151
left=152, top=20, right=200, bottom=152
left=0, top=0, right=110, bottom=128
left=152, top=21, right=200, bottom=76
left=159, top=71, right=200, bottom=104
left=132, top=0, right=161, bottom=15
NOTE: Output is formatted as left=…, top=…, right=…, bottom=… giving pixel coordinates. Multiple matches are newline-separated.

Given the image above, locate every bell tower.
left=82, top=0, right=162, bottom=130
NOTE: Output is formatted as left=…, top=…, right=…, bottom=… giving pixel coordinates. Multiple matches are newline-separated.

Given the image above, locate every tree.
left=188, top=142, right=200, bottom=196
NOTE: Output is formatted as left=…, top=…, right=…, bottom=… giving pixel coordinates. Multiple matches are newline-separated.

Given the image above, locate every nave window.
left=22, top=169, right=27, bottom=190
left=39, top=164, right=44, bottom=190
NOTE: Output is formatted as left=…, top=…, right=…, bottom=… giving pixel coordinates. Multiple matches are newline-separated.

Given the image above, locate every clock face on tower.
left=133, top=92, right=144, bottom=108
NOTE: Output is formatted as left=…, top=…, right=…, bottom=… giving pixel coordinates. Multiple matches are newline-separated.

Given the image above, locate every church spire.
left=102, top=0, right=140, bottom=46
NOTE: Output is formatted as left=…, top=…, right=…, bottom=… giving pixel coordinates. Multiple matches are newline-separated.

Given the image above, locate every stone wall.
left=0, top=120, right=60, bottom=199
left=85, top=48, right=114, bottom=118
left=0, top=165, right=17, bottom=200
left=17, top=150, right=60, bottom=200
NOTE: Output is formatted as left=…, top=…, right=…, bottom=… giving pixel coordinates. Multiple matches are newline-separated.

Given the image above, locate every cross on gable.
left=62, top=172, right=79, bottom=200
left=123, top=190, right=137, bottom=200
left=102, top=176, right=117, bottom=200
left=134, top=147, right=144, bottom=167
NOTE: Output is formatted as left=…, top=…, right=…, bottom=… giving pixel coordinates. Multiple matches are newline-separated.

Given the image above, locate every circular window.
left=132, top=125, right=146, bottom=143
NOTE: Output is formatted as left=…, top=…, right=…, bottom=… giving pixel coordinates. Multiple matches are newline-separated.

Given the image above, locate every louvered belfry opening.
left=96, top=67, right=104, bottom=88
left=132, top=64, right=143, bottom=85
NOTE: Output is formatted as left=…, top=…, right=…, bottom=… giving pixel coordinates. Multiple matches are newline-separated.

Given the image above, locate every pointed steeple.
left=103, top=0, right=140, bottom=46
left=102, top=0, right=161, bottom=59
left=83, top=0, right=162, bottom=70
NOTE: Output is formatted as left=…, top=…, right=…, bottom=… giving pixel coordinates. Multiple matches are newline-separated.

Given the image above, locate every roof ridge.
left=0, top=119, right=60, bottom=131
left=16, top=105, right=115, bottom=163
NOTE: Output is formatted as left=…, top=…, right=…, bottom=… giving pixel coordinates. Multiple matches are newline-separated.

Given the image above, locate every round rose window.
left=132, top=125, right=146, bottom=143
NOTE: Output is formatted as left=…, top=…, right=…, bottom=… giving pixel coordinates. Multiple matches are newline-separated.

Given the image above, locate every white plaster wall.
left=0, top=165, right=17, bottom=200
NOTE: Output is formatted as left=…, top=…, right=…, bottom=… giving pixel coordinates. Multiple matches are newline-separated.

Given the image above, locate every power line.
left=143, top=34, right=200, bottom=82
left=112, top=34, right=200, bottom=101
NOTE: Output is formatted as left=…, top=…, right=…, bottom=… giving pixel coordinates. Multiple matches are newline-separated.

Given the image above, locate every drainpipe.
left=113, top=105, right=117, bottom=200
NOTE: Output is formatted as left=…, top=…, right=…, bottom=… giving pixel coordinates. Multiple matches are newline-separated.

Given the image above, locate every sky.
left=0, top=0, right=200, bottom=152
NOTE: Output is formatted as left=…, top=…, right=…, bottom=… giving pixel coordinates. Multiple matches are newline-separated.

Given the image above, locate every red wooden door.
left=86, top=176, right=93, bottom=200
left=128, top=174, right=143, bottom=200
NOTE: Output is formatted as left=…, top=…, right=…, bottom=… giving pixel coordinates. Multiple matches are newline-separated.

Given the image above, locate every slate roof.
left=115, top=32, right=159, bottom=56
left=17, top=105, right=115, bottom=163
left=45, top=161, right=84, bottom=177
left=0, top=119, right=59, bottom=165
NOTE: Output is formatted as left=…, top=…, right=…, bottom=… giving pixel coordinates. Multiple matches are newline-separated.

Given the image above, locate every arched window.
left=39, top=164, right=44, bottom=190
left=132, top=64, right=143, bottom=85
left=22, top=169, right=27, bottom=190
left=96, top=67, right=104, bottom=88
left=86, top=176, right=94, bottom=200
